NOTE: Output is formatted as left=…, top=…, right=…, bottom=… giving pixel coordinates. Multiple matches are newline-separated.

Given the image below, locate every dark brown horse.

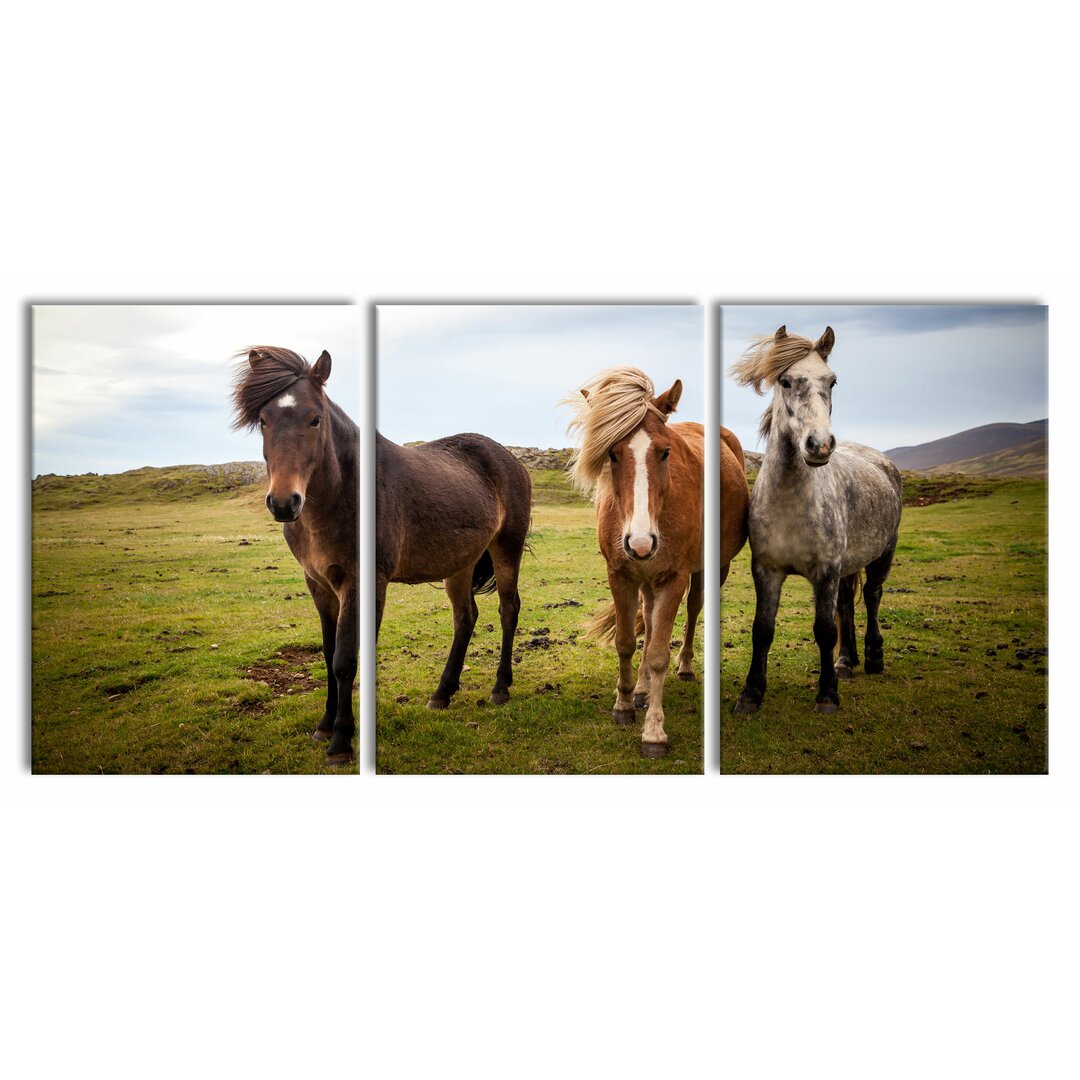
left=232, top=347, right=358, bottom=764
left=376, top=433, right=532, bottom=709
left=721, top=426, right=749, bottom=585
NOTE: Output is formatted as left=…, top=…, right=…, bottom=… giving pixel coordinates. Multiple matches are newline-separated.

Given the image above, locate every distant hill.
left=886, top=420, right=1047, bottom=472
left=32, top=462, right=266, bottom=510
left=918, top=438, right=1047, bottom=478
left=31, top=453, right=589, bottom=512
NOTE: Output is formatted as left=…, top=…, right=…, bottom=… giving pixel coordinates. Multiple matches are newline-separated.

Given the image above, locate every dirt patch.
left=902, top=475, right=995, bottom=507
left=242, top=645, right=323, bottom=696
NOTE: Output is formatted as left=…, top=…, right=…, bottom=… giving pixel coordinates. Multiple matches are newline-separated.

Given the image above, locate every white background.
left=3, top=3, right=1077, bottom=1078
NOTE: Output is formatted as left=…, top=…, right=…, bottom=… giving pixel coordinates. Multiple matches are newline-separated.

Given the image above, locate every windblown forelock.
left=230, top=346, right=315, bottom=430
left=563, top=367, right=666, bottom=498
left=729, top=332, right=817, bottom=395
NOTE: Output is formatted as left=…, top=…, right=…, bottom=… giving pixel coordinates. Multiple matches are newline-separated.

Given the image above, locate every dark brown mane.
left=231, top=346, right=318, bottom=430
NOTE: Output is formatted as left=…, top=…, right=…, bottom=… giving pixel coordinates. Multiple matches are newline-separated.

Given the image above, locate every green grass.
left=375, top=477, right=704, bottom=774
left=31, top=470, right=352, bottom=774
left=720, top=477, right=1048, bottom=774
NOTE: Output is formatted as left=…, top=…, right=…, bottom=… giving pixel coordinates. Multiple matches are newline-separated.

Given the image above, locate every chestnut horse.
left=730, top=326, right=902, bottom=715
left=721, top=426, right=749, bottom=585
left=566, top=368, right=704, bottom=757
left=376, top=432, right=532, bottom=709
left=232, top=347, right=358, bottom=764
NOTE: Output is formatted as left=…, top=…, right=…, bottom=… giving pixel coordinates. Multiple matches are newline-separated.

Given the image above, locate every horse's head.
left=250, top=348, right=332, bottom=522
left=603, top=379, right=682, bottom=560
left=769, top=325, right=837, bottom=467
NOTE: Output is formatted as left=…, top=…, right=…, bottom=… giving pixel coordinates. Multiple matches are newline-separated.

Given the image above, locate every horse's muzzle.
left=266, top=492, right=304, bottom=521
left=624, top=534, right=658, bottom=560
left=803, top=434, right=836, bottom=467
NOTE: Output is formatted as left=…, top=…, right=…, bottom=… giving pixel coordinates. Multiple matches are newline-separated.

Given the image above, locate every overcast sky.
left=721, top=305, right=1048, bottom=453
left=377, top=305, right=703, bottom=447
left=32, top=305, right=360, bottom=476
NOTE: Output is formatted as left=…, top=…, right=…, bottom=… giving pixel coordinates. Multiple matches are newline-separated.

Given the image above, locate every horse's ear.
left=815, top=326, right=835, bottom=359
left=247, top=348, right=267, bottom=368
left=654, top=379, right=682, bottom=416
left=580, top=388, right=590, bottom=401
left=311, top=350, right=332, bottom=385
left=775, top=325, right=788, bottom=340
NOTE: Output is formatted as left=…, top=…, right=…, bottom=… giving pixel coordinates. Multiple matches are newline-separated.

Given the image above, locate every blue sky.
left=721, top=305, right=1048, bottom=453
left=32, top=305, right=360, bottom=476
left=377, top=305, right=704, bottom=447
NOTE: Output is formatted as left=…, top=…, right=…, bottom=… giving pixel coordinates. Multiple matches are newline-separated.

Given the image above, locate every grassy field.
left=375, top=469, right=704, bottom=774
left=720, top=476, right=1048, bottom=773
left=31, top=468, right=352, bottom=774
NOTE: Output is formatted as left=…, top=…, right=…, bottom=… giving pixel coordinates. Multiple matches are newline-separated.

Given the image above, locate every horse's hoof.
left=612, top=708, right=636, bottom=725
left=325, top=751, right=353, bottom=766
left=814, top=700, right=839, bottom=714
left=427, top=697, right=450, bottom=710
left=733, top=695, right=759, bottom=714
left=312, top=727, right=333, bottom=743
left=865, top=659, right=884, bottom=675
left=633, top=693, right=647, bottom=710
left=836, top=665, right=853, bottom=681
left=677, top=670, right=696, bottom=682
left=489, top=690, right=510, bottom=705
left=640, top=741, right=668, bottom=759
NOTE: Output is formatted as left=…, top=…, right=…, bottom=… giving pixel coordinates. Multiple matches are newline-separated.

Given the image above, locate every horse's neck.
left=759, top=427, right=815, bottom=497
left=306, top=402, right=357, bottom=502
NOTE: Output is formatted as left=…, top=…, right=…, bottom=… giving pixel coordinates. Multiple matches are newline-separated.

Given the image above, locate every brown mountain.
left=886, top=420, right=1047, bottom=472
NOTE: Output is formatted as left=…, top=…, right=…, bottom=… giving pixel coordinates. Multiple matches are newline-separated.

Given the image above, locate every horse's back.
left=672, top=421, right=705, bottom=467
left=835, top=441, right=903, bottom=514
left=720, top=427, right=750, bottom=568
left=379, top=432, right=531, bottom=584
left=720, top=426, right=746, bottom=471
left=829, top=442, right=903, bottom=571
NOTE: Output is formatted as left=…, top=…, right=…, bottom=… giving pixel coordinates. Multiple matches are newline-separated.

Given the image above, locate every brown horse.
left=566, top=367, right=704, bottom=757
left=376, top=432, right=532, bottom=709
left=232, top=346, right=358, bottom=764
left=721, top=426, right=749, bottom=585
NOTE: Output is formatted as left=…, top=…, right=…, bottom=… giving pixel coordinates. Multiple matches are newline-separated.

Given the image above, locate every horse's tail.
left=833, top=571, right=864, bottom=656
left=472, top=550, right=498, bottom=595
left=583, top=599, right=646, bottom=643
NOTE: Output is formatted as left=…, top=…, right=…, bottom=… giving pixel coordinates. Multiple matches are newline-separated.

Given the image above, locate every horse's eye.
left=830, top=379, right=837, bottom=389
left=310, top=416, right=321, bottom=428
left=779, top=377, right=792, bottom=389
left=660, top=448, right=670, bottom=461
left=258, top=418, right=267, bottom=429
left=608, top=450, right=617, bottom=464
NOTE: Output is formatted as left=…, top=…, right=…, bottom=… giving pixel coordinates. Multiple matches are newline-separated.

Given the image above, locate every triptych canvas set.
left=31, top=303, right=1049, bottom=775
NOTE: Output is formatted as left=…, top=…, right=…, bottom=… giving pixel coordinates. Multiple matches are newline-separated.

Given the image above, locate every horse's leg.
left=428, top=566, right=478, bottom=709
left=735, top=559, right=783, bottom=713
left=677, top=569, right=704, bottom=681
left=326, top=583, right=358, bottom=763
left=375, top=573, right=387, bottom=639
left=863, top=543, right=896, bottom=675
left=488, top=538, right=524, bottom=705
left=632, top=586, right=655, bottom=710
left=305, top=575, right=340, bottom=743
left=719, top=561, right=730, bottom=587
left=835, top=572, right=859, bottom=679
left=640, top=571, right=689, bottom=757
left=812, top=569, right=842, bottom=713
left=609, top=575, right=641, bottom=726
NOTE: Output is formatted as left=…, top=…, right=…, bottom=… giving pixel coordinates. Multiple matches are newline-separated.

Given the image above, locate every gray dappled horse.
left=730, top=326, right=902, bottom=715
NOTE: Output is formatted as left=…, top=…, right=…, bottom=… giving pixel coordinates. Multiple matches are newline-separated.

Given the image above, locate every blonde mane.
left=563, top=367, right=668, bottom=497
left=728, top=330, right=817, bottom=395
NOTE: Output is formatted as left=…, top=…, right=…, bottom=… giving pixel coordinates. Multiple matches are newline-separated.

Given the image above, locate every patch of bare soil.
left=242, top=645, right=323, bottom=696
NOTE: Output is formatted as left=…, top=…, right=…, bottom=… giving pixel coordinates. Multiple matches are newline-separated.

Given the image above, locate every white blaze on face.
left=626, top=428, right=655, bottom=557
left=277, top=392, right=297, bottom=408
